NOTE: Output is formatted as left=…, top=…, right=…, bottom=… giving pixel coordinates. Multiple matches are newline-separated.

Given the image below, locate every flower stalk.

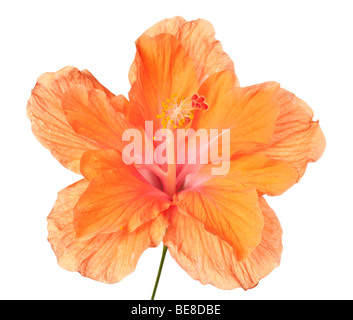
left=151, top=245, right=168, bottom=300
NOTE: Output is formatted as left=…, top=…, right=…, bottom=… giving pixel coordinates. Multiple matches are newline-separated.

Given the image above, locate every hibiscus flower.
left=27, top=16, right=325, bottom=297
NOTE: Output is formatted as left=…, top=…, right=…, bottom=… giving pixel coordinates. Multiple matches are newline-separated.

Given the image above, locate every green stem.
left=151, top=245, right=168, bottom=300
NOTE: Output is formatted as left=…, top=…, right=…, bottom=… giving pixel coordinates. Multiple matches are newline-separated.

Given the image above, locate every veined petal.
left=62, top=85, right=128, bottom=150
left=175, top=178, right=264, bottom=260
left=163, top=196, right=282, bottom=290
left=110, top=94, right=129, bottom=115
left=257, top=88, right=326, bottom=179
left=128, top=33, right=198, bottom=129
left=234, top=196, right=283, bottom=289
left=80, top=149, right=124, bottom=180
left=27, top=66, right=114, bottom=173
left=47, top=179, right=169, bottom=284
left=194, top=71, right=280, bottom=155
left=73, top=168, right=171, bottom=240
left=229, top=153, right=298, bottom=196
left=129, top=17, right=236, bottom=86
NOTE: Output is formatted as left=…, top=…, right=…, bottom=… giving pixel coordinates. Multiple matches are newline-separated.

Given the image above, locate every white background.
left=1, top=0, right=352, bottom=300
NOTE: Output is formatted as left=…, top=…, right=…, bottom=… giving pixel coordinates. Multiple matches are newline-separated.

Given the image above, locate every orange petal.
left=47, top=179, right=169, bottom=284
left=62, top=85, right=128, bottom=150
left=129, top=17, right=236, bottom=86
left=194, top=71, right=280, bottom=155
left=163, top=196, right=282, bottom=289
left=80, top=149, right=124, bottom=180
left=127, top=33, right=198, bottom=129
left=175, top=177, right=264, bottom=260
left=110, top=94, right=129, bottom=115
left=80, top=144, right=163, bottom=189
left=73, top=168, right=171, bottom=240
left=257, top=88, right=326, bottom=179
left=229, top=153, right=298, bottom=196
left=234, top=196, right=283, bottom=289
left=27, top=66, right=114, bottom=173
